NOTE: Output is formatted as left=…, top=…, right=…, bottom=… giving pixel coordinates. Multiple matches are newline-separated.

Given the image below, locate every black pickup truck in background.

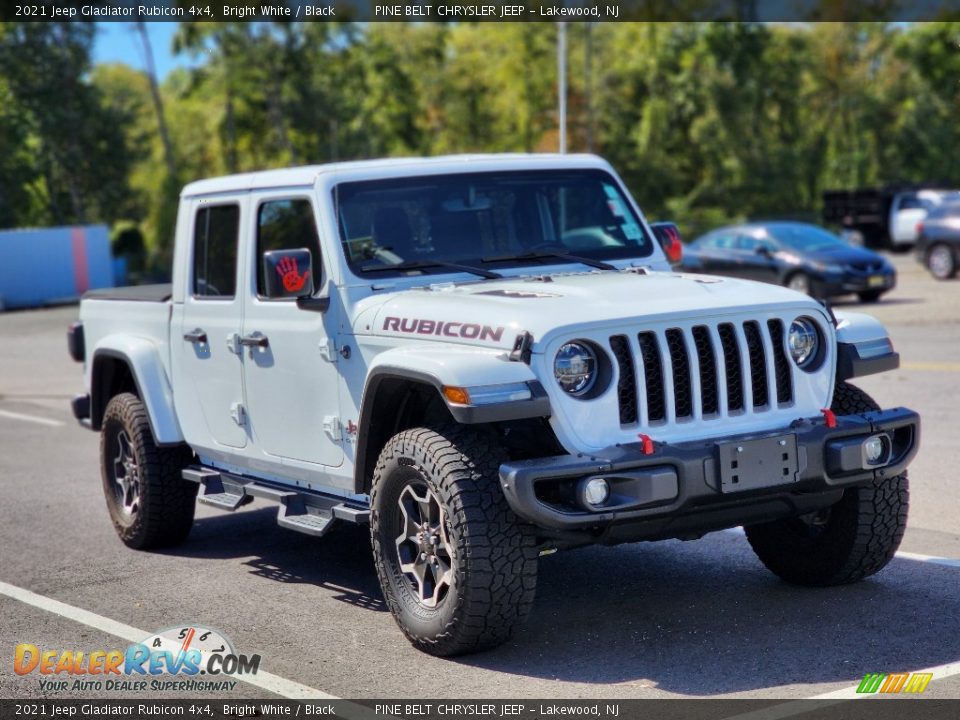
left=823, top=184, right=959, bottom=251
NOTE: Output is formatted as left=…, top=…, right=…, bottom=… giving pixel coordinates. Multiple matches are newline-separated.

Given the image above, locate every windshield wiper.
left=359, top=260, right=502, bottom=280
left=480, top=250, right=616, bottom=271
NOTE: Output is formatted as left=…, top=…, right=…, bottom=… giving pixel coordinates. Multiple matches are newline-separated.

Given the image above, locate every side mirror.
left=262, top=248, right=314, bottom=299
left=756, top=245, right=772, bottom=257
left=651, top=222, right=683, bottom=264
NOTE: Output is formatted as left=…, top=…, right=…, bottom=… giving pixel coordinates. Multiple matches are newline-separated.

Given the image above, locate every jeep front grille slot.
left=637, top=332, right=666, bottom=422
left=743, top=321, right=769, bottom=408
left=718, top=323, right=744, bottom=412
left=665, top=329, right=693, bottom=419
left=608, top=316, right=795, bottom=428
left=767, top=319, right=793, bottom=405
left=609, top=335, right=637, bottom=424
left=692, top=326, right=718, bottom=416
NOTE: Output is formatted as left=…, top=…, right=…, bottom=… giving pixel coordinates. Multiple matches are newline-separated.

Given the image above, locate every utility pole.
left=558, top=22, right=567, bottom=154
left=585, top=22, right=594, bottom=153
left=135, top=20, right=177, bottom=181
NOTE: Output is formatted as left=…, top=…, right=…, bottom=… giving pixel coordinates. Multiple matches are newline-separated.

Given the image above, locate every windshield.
left=334, top=170, right=654, bottom=278
left=766, top=224, right=847, bottom=252
left=928, top=190, right=960, bottom=207
left=926, top=200, right=960, bottom=219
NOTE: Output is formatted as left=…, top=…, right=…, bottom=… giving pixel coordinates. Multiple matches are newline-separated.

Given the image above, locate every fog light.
left=578, top=477, right=610, bottom=509
left=862, top=435, right=889, bottom=466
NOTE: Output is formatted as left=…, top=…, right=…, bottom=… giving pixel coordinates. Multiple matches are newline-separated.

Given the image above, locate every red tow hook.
left=821, top=408, right=837, bottom=429
left=638, top=433, right=655, bottom=455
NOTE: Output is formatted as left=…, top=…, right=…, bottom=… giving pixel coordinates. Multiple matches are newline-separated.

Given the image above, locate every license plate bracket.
left=717, top=434, right=799, bottom=493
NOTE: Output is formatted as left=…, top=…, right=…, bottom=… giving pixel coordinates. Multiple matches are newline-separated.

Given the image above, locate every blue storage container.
left=0, top=225, right=114, bottom=310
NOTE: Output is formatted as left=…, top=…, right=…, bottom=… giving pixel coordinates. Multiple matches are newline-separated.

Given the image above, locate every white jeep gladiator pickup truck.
left=68, top=155, right=919, bottom=656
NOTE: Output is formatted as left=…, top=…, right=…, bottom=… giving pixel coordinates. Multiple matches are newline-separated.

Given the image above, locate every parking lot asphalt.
left=1, top=251, right=958, bottom=702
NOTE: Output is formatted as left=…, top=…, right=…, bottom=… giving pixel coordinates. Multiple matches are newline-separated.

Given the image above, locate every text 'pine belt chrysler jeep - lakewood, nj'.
left=67, top=155, right=919, bottom=656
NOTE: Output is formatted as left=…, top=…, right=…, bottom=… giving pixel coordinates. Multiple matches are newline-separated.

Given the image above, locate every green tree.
left=0, top=73, right=41, bottom=227
left=0, top=22, right=136, bottom=226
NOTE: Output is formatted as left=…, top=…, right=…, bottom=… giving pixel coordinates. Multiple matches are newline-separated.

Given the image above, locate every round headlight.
left=554, top=341, right=598, bottom=396
left=788, top=318, right=820, bottom=369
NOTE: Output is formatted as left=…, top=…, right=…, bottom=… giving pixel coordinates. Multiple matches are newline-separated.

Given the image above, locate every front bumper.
left=499, top=407, right=919, bottom=542
left=817, top=270, right=896, bottom=297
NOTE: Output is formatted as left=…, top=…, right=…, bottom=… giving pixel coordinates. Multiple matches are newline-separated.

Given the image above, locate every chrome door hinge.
left=323, top=415, right=342, bottom=441
left=230, top=402, right=247, bottom=426
left=319, top=337, right=337, bottom=363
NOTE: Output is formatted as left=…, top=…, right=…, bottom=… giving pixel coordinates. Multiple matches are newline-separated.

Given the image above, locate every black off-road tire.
left=100, top=393, right=197, bottom=550
left=370, top=426, right=538, bottom=656
left=745, top=382, right=908, bottom=586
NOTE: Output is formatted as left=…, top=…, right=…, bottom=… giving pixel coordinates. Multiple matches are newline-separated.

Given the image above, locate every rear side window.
left=256, top=199, right=322, bottom=297
left=739, top=235, right=776, bottom=252
left=703, top=233, right=737, bottom=250
left=193, top=204, right=240, bottom=298
left=927, top=203, right=960, bottom=221
left=899, top=195, right=923, bottom=210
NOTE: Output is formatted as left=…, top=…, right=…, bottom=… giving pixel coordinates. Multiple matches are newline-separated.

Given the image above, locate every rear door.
left=239, top=193, right=344, bottom=469
left=171, top=198, right=248, bottom=449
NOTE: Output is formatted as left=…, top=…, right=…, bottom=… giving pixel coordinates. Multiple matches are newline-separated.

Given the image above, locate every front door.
left=171, top=199, right=247, bottom=450
left=891, top=194, right=926, bottom=245
left=736, top=235, right=781, bottom=284
left=700, top=231, right=743, bottom=279
left=240, top=194, right=343, bottom=469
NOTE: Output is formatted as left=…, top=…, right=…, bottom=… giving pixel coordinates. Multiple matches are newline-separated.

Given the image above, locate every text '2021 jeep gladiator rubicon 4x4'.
left=68, top=155, right=919, bottom=656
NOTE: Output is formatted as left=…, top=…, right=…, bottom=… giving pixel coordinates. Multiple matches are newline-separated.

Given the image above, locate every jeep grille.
left=609, top=319, right=794, bottom=427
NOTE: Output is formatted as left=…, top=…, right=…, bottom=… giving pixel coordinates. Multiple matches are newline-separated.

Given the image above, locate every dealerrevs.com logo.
left=856, top=672, right=933, bottom=694
left=14, top=625, right=260, bottom=693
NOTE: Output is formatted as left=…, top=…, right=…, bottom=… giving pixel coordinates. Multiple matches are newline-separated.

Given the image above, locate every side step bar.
left=182, top=466, right=370, bottom=538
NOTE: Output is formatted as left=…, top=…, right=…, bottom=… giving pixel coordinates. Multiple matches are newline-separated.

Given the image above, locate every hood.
left=359, top=270, right=822, bottom=351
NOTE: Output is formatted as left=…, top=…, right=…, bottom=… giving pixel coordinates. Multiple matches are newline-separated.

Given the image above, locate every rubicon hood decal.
left=383, top=316, right=505, bottom=343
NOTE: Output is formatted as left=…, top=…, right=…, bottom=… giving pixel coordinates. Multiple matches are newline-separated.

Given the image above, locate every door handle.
left=238, top=332, right=269, bottom=348
left=183, top=328, right=208, bottom=344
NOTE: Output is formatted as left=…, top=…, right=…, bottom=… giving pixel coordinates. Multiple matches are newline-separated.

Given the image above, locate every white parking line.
left=894, top=551, right=960, bottom=569
left=723, top=527, right=960, bottom=569
left=0, top=409, right=64, bottom=427
left=0, top=580, right=333, bottom=700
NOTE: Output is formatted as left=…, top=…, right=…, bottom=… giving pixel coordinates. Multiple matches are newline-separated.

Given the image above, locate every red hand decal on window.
left=276, top=256, right=310, bottom=293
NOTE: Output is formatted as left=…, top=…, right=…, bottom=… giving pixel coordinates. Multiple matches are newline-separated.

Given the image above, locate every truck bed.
left=822, top=188, right=889, bottom=226
left=79, top=287, right=174, bottom=388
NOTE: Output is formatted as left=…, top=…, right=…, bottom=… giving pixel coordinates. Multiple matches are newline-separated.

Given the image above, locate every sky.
left=92, top=22, right=194, bottom=79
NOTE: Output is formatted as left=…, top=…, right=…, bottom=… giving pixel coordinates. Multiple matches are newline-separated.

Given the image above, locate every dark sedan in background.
left=681, top=222, right=896, bottom=302
left=916, top=202, right=960, bottom=279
